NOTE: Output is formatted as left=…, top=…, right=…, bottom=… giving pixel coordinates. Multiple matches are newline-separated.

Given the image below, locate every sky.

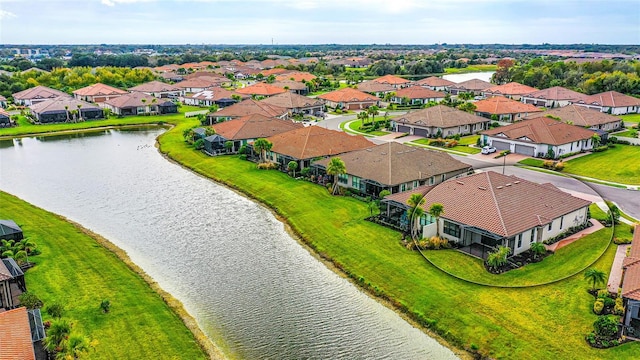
left=0, top=0, right=638, bottom=45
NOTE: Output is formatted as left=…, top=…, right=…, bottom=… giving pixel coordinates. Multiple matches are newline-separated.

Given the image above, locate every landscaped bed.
left=411, top=137, right=481, bottom=154
left=343, top=119, right=390, bottom=136
left=564, top=144, right=640, bottom=185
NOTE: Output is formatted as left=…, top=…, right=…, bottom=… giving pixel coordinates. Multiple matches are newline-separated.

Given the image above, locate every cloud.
left=100, top=0, right=155, bottom=6
left=101, top=0, right=114, bottom=5
left=0, top=9, right=17, bottom=19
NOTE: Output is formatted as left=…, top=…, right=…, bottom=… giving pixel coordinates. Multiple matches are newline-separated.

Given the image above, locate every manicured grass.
left=156, top=123, right=640, bottom=359
left=589, top=204, right=609, bottom=222
left=444, top=65, right=497, bottom=74
left=345, top=119, right=390, bottom=136
left=424, top=227, right=612, bottom=287
left=411, top=138, right=481, bottom=154
left=564, top=145, right=640, bottom=185
left=0, top=192, right=208, bottom=360
left=518, top=158, right=545, bottom=167
left=621, top=113, right=640, bottom=126
left=612, top=129, right=638, bottom=138
left=457, top=135, right=480, bottom=146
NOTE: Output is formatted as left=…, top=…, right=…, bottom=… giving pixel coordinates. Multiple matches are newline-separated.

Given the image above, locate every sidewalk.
left=544, top=219, right=604, bottom=252
left=607, top=244, right=630, bottom=293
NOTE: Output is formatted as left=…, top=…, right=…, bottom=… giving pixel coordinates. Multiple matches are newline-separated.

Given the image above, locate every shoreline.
left=0, top=123, right=168, bottom=140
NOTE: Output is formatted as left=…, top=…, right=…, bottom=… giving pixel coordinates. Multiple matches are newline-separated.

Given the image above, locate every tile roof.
left=394, top=86, right=446, bottom=100
left=0, top=108, right=10, bottom=118
left=450, top=79, right=492, bottom=92
left=313, top=142, right=470, bottom=186
left=267, top=126, right=375, bottom=160
left=184, top=72, right=227, bottom=81
left=474, top=96, right=543, bottom=115
left=318, top=87, right=381, bottom=103
left=622, top=225, right=640, bottom=300
left=29, top=97, right=100, bottom=114
left=260, top=92, right=324, bottom=109
left=270, top=80, right=308, bottom=91
left=483, top=82, right=538, bottom=96
left=357, top=81, right=396, bottom=93
left=371, top=74, right=411, bottom=85
left=72, top=83, right=128, bottom=97
left=212, top=114, right=303, bottom=141
left=576, top=91, right=640, bottom=108
left=385, top=171, right=591, bottom=237
left=174, top=77, right=224, bottom=90
left=530, top=105, right=622, bottom=127
left=236, top=83, right=287, bottom=96
left=482, top=117, right=596, bottom=145
left=128, top=80, right=181, bottom=93
left=213, top=99, right=288, bottom=118
left=104, top=92, right=164, bottom=108
left=260, top=68, right=290, bottom=76
left=522, top=86, right=587, bottom=102
left=275, top=71, right=316, bottom=82
left=13, top=85, right=69, bottom=101
left=184, top=87, right=247, bottom=102
left=393, top=105, right=488, bottom=128
left=0, top=307, right=36, bottom=360
left=414, top=76, right=456, bottom=87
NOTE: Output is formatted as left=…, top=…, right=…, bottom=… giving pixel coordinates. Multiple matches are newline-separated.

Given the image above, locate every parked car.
left=481, top=146, right=497, bottom=155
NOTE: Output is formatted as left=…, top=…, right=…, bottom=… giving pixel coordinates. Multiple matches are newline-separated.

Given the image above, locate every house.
left=265, top=126, right=375, bottom=170
left=174, top=77, right=223, bottom=93
left=274, top=71, right=316, bottom=83
left=0, top=258, right=26, bottom=310
left=391, top=86, right=446, bottom=105
left=0, top=109, right=12, bottom=127
left=72, top=83, right=128, bottom=104
left=270, top=80, right=309, bottom=95
left=128, top=81, right=183, bottom=98
left=207, top=99, right=288, bottom=123
left=381, top=171, right=591, bottom=256
left=0, top=220, right=23, bottom=241
left=103, top=92, right=177, bottom=116
left=448, top=79, right=492, bottom=96
left=520, top=86, right=587, bottom=108
left=474, top=96, right=543, bottom=122
left=391, top=105, right=490, bottom=138
left=235, top=83, right=287, bottom=98
left=318, top=88, right=381, bottom=110
left=0, top=95, right=7, bottom=108
left=572, top=91, right=640, bottom=115
left=482, top=82, right=538, bottom=100
left=530, top=105, right=623, bottom=132
left=13, top=86, right=70, bottom=106
left=0, top=306, right=46, bottom=360
left=209, top=113, right=303, bottom=153
left=29, top=97, right=103, bottom=123
left=159, top=71, right=184, bottom=83
left=260, top=68, right=290, bottom=76
left=371, top=74, right=412, bottom=88
left=414, top=76, right=456, bottom=92
left=481, top=117, right=597, bottom=158
left=312, top=142, right=471, bottom=196
left=182, top=87, right=247, bottom=108
left=260, top=92, right=325, bottom=116
left=621, top=225, right=640, bottom=339
left=356, top=81, right=396, bottom=98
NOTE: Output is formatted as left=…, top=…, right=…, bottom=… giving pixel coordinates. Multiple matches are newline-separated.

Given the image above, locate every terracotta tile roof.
left=531, top=105, right=622, bottom=127
left=0, top=108, right=11, bottom=117
left=260, top=92, right=324, bottom=109
left=522, top=86, right=587, bottom=102
left=371, top=74, right=411, bottom=85
left=318, top=87, right=381, bottom=103
left=212, top=114, right=303, bottom=141
left=482, top=117, right=596, bottom=145
left=260, top=68, right=290, bottom=76
left=394, top=86, right=446, bottom=100
left=129, top=81, right=181, bottom=93
left=184, top=87, right=247, bottom=102
left=576, top=91, right=640, bottom=108
left=414, top=76, right=456, bottom=87
left=236, top=83, right=287, bottom=96
left=275, top=71, right=316, bottom=82
left=385, top=171, right=591, bottom=237
left=104, top=92, right=164, bottom=109
left=184, top=71, right=224, bottom=80
left=174, top=77, right=222, bottom=90
left=0, top=307, right=36, bottom=360
left=267, top=126, right=375, bottom=160
left=393, top=105, right=488, bottom=128
left=357, top=81, right=396, bottom=93
left=483, top=82, right=538, bottom=96
left=29, top=97, right=100, bottom=114
left=154, top=64, right=180, bottom=72
left=213, top=99, right=288, bottom=118
left=313, top=142, right=470, bottom=187
left=270, top=80, right=308, bottom=91
left=474, top=96, right=543, bottom=115
left=622, top=225, right=640, bottom=300
left=449, top=79, right=492, bottom=92
left=13, top=85, right=69, bottom=101
left=72, top=83, right=127, bottom=97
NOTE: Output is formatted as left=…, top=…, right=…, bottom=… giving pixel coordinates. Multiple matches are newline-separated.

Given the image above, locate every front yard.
left=342, top=119, right=390, bottom=136
left=621, top=113, right=640, bottom=126
left=411, top=136, right=481, bottom=154
left=564, top=145, right=640, bottom=185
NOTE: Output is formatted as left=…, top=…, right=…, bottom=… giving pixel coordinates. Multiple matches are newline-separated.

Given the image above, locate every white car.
left=481, top=146, right=497, bottom=155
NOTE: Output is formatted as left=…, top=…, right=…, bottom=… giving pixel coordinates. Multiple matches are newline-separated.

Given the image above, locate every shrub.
left=444, top=140, right=458, bottom=148
left=100, top=299, right=111, bottom=313
left=18, top=292, right=43, bottom=309
left=613, top=237, right=632, bottom=245
left=300, top=167, right=311, bottom=177
left=554, top=162, right=565, bottom=171
left=193, top=139, right=204, bottom=150
left=429, top=138, right=446, bottom=147
left=256, top=162, right=278, bottom=170
left=593, top=145, right=609, bottom=152
left=614, top=298, right=625, bottom=315
left=597, top=290, right=611, bottom=299
left=593, top=315, right=618, bottom=338
left=543, top=160, right=555, bottom=169
left=602, top=296, right=615, bottom=309
left=593, top=299, right=604, bottom=314
left=45, top=303, right=64, bottom=319
left=239, top=154, right=247, bottom=160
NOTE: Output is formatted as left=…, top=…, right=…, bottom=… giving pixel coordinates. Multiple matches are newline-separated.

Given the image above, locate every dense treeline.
left=493, top=59, right=640, bottom=95
left=366, top=59, right=445, bottom=76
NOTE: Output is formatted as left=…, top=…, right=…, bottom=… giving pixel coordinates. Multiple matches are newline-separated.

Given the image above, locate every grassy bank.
left=0, top=192, right=211, bottom=360
left=564, top=145, right=640, bottom=185
left=157, top=121, right=640, bottom=359
left=444, top=65, right=497, bottom=74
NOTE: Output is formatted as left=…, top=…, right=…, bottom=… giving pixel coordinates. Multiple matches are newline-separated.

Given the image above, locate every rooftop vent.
left=505, top=183, right=512, bottom=187
left=514, top=181, right=520, bottom=184
left=496, top=186, right=503, bottom=189
left=456, top=181, right=465, bottom=185
left=478, top=186, right=487, bottom=190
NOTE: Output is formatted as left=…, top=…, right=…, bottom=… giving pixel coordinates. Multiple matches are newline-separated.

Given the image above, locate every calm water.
left=0, top=129, right=457, bottom=360
left=443, top=71, right=494, bottom=83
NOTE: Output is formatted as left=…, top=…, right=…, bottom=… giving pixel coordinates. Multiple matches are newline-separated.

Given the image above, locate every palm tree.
left=60, top=334, right=92, bottom=360
left=584, top=268, right=606, bottom=291
left=253, top=138, right=272, bottom=163
left=287, top=161, right=298, bottom=177
left=428, top=203, right=445, bottom=237
left=326, top=157, right=346, bottom=195
left=407, top=193, right=426, bottom=241
left=76, top=104, right=83, bottom=121
left=529, top=242, right=546, bottom=260
left=44, top=319, right=71, bottom=353
left=356, top=110, right=369, bottom=126
left=367, top=105, right=379, bottom=124
left=64, top=105, right=70, bottom=122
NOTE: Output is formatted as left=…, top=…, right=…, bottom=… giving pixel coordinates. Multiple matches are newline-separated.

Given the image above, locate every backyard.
left=564, top=145, right=640, bottom=185
left=411, top=135, right=481, bottom=154
left=621, top=113, right=640, bottom=126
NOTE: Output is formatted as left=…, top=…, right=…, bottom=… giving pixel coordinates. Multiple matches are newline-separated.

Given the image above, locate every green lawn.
left=424, top=227, right=611, bottom=287
left=0, top=192, right=209, bottom=360
left=518, top=158, right=545, bottom=167
left=411, top=138, right=481, bottom=154
left=564, top=145, right=640, bottom=185
left=613, top=129, right=638, bottom=138
left=344, top=119, right=390, bottom=136
left=155, top=121, right=640, bottom=359
left=444, top=65, right=497, bottom=74
left=589, top=204, right=609, bottom=222
left=621, top=114, right=640, bottom=126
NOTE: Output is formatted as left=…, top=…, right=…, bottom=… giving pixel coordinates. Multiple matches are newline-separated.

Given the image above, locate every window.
left=443, top=220, right=461, bottom=238
left=560, top=216, right=564, bottom=229
left=517, top=234, right=522, bottom=248
left=413, top=180, right=419, bottom=188
left=548, top=222, right=552, bottom=231
left=530, top=228, right=535, bottom=243
left=400, top=183, right=406, bottom=192
left=429, top=176, right=435, bottom=185
left=338, top=174, right=348, bottom=184
left=352, top=176, right=363, bottom=191
left=441, top=174, right=446, bottom=182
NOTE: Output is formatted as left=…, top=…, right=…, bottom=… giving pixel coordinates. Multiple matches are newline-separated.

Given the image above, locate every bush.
left=593, top=316, right=618, bottom=338
left=256, top=162, right=278, bottom=170
left=614, top=298, right=625, bottom=315
left=18, top=292, right=43, bottom=309
left=300, top=167, right=311, bottom=177
left=239, top=154, right=247, bottom=160
left=428, top=138, right=446, bottom=147
left=444, top=140, right=458, bottom=148
left=597, top=290, right=611, bottom=299
left=593, top=145, right=609, bottom=152
left=543, top=160, right=556, bottom=169
left=613, top=237, right=632, bottom=245
left=554, top=162, right=564, bottom=171
left=593, top=299, right=604, bottom=314
left=45, top=303, right=64, bottom=319
left=193, top=139, right=204, bottom=150
left=100, top=299, right=111, bottom=313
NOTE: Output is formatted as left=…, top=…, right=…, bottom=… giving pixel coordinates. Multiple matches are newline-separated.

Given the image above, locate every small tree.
left=253, top=138, right=272, bottom=163
left=379, top=189, right=391, bottom=198
left=326, top=157, right=346, bottom=195
left=592, top=133, right=601, bottom=148
left=367, top=197, right=379, bottom=217
left=593, top=315, right=618, bottom=338
left=224, top=141, right=234, bottom=153
left=46, top=303, right=65, bottom=319
left=18, top=291, right=43, bottom=309
left=486, top=246, right=510, bottom=271
left=407, top=194, right=426, bottom=241
left=584, top=268, right=606, bottom=291
left=287, top=161, right=298, bottom=177
left=529, top=242, right=546, bottom=260
left=367, top=105, right=379, bottom=123
left=607, top=203, right=620, bottom=225
left=44, top=319, right=71, bottom=353
left=428, top=203, right=445, bottom=237
left=100, top=299, right=111, bottom=313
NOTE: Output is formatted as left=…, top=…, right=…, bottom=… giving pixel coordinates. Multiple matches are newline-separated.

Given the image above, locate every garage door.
left=515, top=144, right=535, bottom=156
left=397, top=125, right=411, bottom=133
left=492, top=141, right=511, bottom=151
left=414, top=128, right=429, bottom=137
